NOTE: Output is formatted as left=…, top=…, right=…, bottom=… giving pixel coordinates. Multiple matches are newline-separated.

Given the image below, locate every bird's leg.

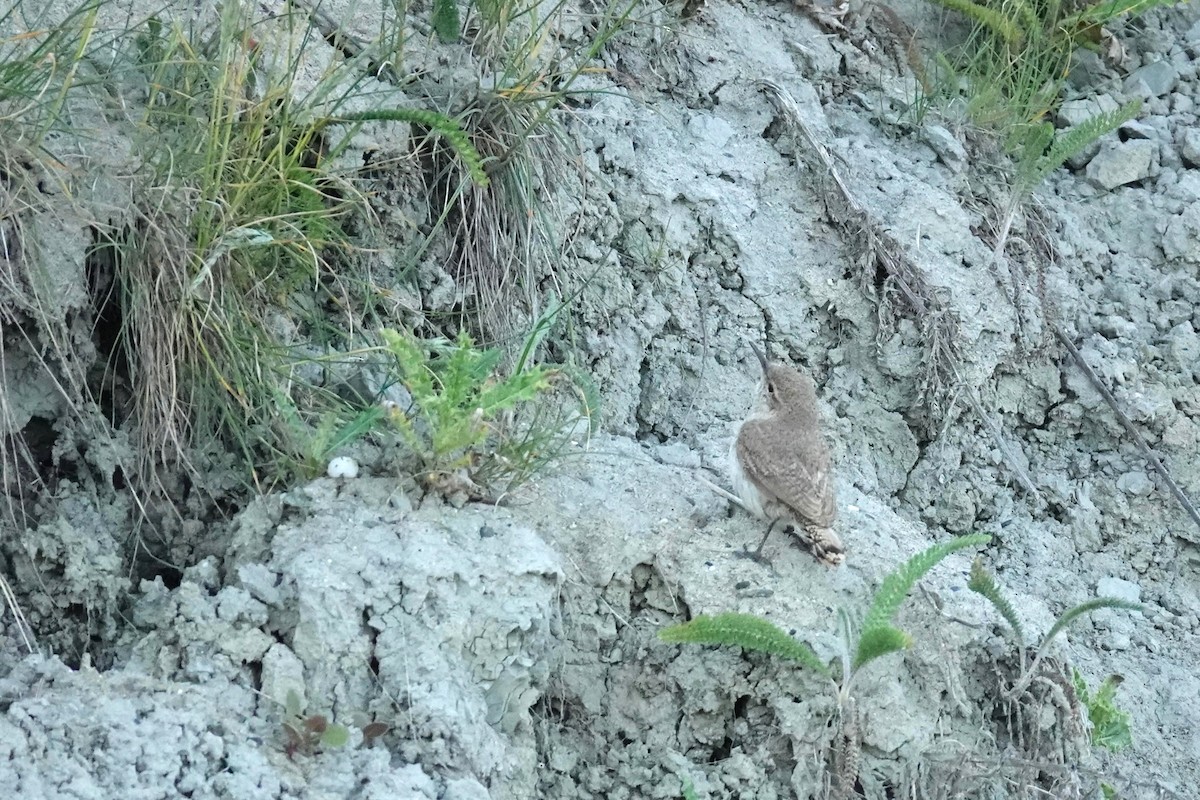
left=748, top=518, right=781, bottom=560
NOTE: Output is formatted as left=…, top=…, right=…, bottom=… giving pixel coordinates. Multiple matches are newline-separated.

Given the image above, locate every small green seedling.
left=1072, top=669, right=1132, bottom=753
left=280, top=690, right=388, bottom=759
left=282, top=689, right=350, bottom=759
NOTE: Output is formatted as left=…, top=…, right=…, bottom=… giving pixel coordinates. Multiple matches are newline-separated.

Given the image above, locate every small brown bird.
left=731, top=342, right=843, bottom=565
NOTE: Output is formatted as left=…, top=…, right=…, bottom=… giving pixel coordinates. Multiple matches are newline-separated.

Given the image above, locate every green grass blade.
left=660, top=613, right=831, bottom=678
left=1063, top=0, right=1184, bottom=28
left=853, top=625, right=912, bottom=668
left=924, top=0, right=1024, bottom=46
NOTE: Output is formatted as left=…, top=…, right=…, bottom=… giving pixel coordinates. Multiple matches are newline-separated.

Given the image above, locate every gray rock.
left=443, top=778, right=492, bottom=800
left=652, top=440, right=702, bottom=469
left=1124, top=60, right=1179, bottom=98
left=1163, top=205, right=1200, bottom=263
left=1120, top=120, right=1157, bottom=140
left=1086, top=139, right=1155, bottom=189
left=686, top=112, right=736, bottom=150
left=1181, top=128, right=1200, bottom=168
left=922, top=124, right=967, bottom=172
left=1098, top=576, right=1143, bottom=605
left=1167, top=321, right=1200, bottom=366
left=1116, top=471, right=1154, bottom=496
left=1057, top=96, right=1121, bottom=128
left=237, top=563, right=283, bottom=606
left=259, top=642, right=306, bottom=710
left=1067, top=49, right=1109, bottom=89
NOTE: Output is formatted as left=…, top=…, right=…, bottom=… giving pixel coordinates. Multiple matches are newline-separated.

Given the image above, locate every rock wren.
left=730, top=342, right=843, bottom=565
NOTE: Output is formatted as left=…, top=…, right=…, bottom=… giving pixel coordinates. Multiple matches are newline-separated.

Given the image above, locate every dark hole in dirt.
left=157, top=566, right=184, bottom=590
left=86, top=225, right=132, bottom=428
left=761, top=117, right=786, bottom=142
left=708, top=736, right=733, bottom=762
left=247, top=658, right=263, bottom=694
left=535, top=695, right=571, bottom=723
left=20, top=416, right=58, bottom=477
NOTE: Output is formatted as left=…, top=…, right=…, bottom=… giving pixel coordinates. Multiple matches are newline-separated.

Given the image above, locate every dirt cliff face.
left=2, top=0, right=1199, bottom=797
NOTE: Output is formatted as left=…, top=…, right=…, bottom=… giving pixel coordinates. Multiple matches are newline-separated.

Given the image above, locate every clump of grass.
left=415, top=0, right=642, bottom=342
left=924, top=0, right=1182, bottom=129
left=113, top=2, right=491, bottom=490
left=0, top=0, right=101, bottom=144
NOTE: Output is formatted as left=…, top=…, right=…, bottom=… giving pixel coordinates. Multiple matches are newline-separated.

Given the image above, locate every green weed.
left=432, top=0, right=461, bottom=42
left=418, top=0, right=642, bottom=339
left=280, top=688, right=389, bottom=759
left=924, top=0, right=1181, bottom=128
left=0, top=0, right=101, bottom=145
left=661, top=535, right=991, bottom=692
left=113, top=1, right=490, bottom=489
left=1071, top=669, right=1133, bottom=752
left=378, top=323, right=587, bottom=497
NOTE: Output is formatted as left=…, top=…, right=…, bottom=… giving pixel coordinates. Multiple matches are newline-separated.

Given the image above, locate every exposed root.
left=755, top=78, right=962, bottom=425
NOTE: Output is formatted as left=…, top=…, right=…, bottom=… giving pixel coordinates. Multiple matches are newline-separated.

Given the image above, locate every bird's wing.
left=735, top=418, right=837, bottom=527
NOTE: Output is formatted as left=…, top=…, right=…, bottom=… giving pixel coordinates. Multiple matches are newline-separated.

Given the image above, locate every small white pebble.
left=327, top=456, right=360, bottom=479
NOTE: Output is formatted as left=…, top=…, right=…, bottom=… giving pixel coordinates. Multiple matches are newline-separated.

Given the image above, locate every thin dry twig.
left=1053, top=323, right=1200, bottom=534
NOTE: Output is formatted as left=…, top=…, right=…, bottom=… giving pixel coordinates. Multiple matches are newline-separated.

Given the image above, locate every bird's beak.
left=749, top=342, right=769, bottom=375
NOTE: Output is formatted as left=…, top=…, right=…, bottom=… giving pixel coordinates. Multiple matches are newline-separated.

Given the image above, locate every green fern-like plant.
left=380, top=328, right=556, bottom=484
left=659, top=612, right=832, bottom=678
left=660, top=535, right=990, bottom=795
left=930, top=0, right=1024, bottom=46
left=853, top=534, right=992, bottom=671
left=431, top=0, right=461, bottom=42
left=660, top=534, right=992, bottom=690
left=967, top=556, right=1025, bottom=645
left=990, top=100, right=1141, bottom=259
left=968, top=560, right=1143, bottom=699
left=319, top=108, right=487, bottom=186
left=1014, top=100, right=1142, bottom=195
left=920, top=0, right=1180, bottom=144
left=1041, top=596, right=1144, bottom=648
